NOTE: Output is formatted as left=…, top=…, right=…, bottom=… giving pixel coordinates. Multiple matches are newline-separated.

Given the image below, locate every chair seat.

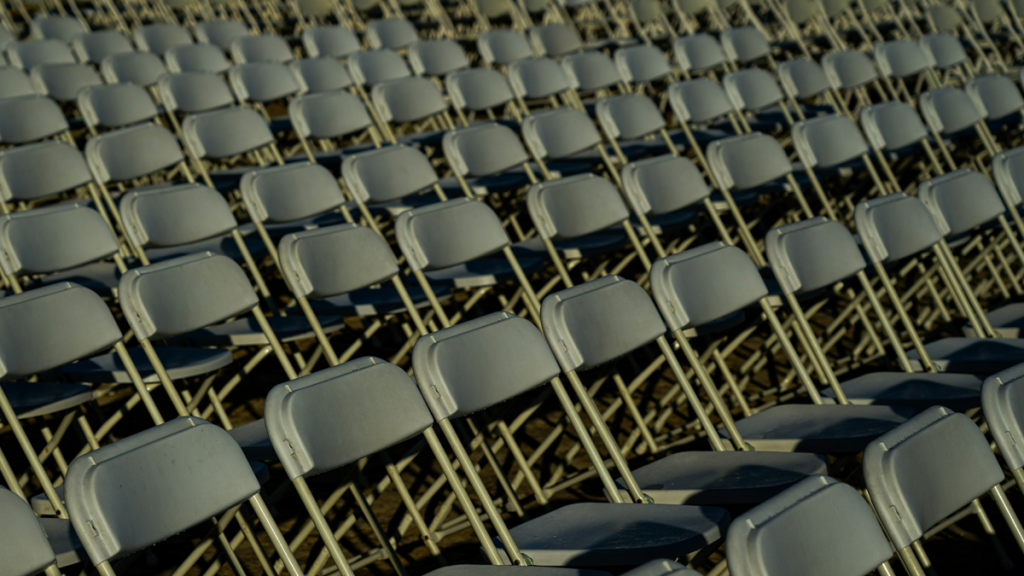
left=907, top=337, right=1024, bottom=374
left=632, top=209, right=700, bottom=237
left=425, top=255, right=546, bottom=288
left=964, top=302, right=1024, bottom=338
left=61, top=346, right=234, bottom=383
left=40, top=518, right=84, bottom=568
left=512, top=233, right=628, bottom=262
left=494, top=502, right=728, bottom=566
left=616, top=451, right=829, bottom=505
left=821, top=371, right=983, bottom=411
left=186, top=315, right=347, bottom=346
left=722, top=404, right=916, bottom=453
left=1, top=381, right=93, bottom=420
left=301, top=284, right=452, bottom=318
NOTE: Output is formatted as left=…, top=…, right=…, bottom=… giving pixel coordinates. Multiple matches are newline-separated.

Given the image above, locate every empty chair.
left=165, top=42, right=232, bottom=73
left=0, top=140, right=95, bottom=207
left=289, top=57, right=353, bottom=92
left=228, top=61, right=302, bottom=104
left=561, top=51, right=622, bottom=93
left=723, top=68, right=793, bottom=126
left=720, top=26, right=771, bottom=64
left=100, top=51, right=167, bottom=86
left=919, top=87, right=990, bottom=142
left=407, top=39, right=469, bottom=76
left=919, top=33, right=969, bottom=70
left=874, top=40, right=931, bottom=80
left=6, top=39, right=75, bottom=69
left=983, top=363, right=1024, bottom=490
left=366, top=17, right=419, bottom=50
left=673, top=33, right=728, bottom=75
left=0, top=95, right=71, bottom=145
left=340, top=143, right=446, bottom=216
left=596, top=92, right=679, bottom=161
left=445, top=68, right=518, bottom=123
left=791, top=114, right=887, bottom=211
left=181, top=106, right=280, bottom=187
left=71, top=30, right=133, bottom=63
left=667, top=78, right=741, bottom=131
left=289, top=90, right=379, bottom=153
left=77, top=83, right=160, bottom=131
left=192, top=20, right=250, bottom=51
left=301, top=25, right=361, bottom=58
left=529, top=23, right=582, bottom=57
left=347, top=48, right=412, bottom=87
left=30, top=16, right=85, bottom=42
left=477, top=28, right=534, bottom=65
left=777, top=58, right=836, bottom=103
left=442, top=122, right=538, bottom=196
left=0, top=67, right=38, bottom=99
left=372, top=76, right=451, bottom=139
left=615, top=44, right=672, bottom=85
left=967, top=74, right=1024, bottom=123
left=158, top=72, right=237, bottom=115
left=231, top=34, right=294, bottom=63
left=507, top=57, right=575, bottom=103
left=822, top=49, right=880, bottom=92
left=859, top=100, right=946, bottom=174
left=29, top=62, right=103, bottom=102
left=726, top=476, right=896, bottom=576
left=133, top=22, right=193, bottom=54
left=521, top=106, right=614, bottom=178
left=0, top=487, right=60, bottom=576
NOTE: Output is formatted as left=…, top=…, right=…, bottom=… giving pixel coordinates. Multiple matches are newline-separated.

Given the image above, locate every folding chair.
left=720, top=25, right=774, bottom=67
left=180, top=105, right=285, bottom=189
left=726, top=476, right=897, bottom=576
left=289, top=90, right=383, bottom=158
left=77, top=83, right=160, bottom=134
left=5, top=39, right=76, bottom=69
left=821, top=48, right=888, bottom=112
left=133, top=22, right=194, bottom=54
left=99, top=51, right=168, bottom=87
left=64, top=417, right=306, bottom=576
left=441, top=121, right=541, bottom=198
left=301, top=24, right=362, bottom=58
left=0, top=140, right=104, bottom=215
left=560, top=50, right=625, bottom=95
left=227, top=61, right=303, bottom=127
left=967, top=74, right=1024, bottom=140
left=413, top=310, right=731, bottom=567
left=30, top=15, right=85, bottom=42
left=860, top=100, right=951, bottom=179
left=165, top=42, right=233, bottom=72
left=0, top=67, right=39, bottom=99
left=614, top=43, right=674, bottom=89
left=70, top=30, right=133, bottom=63
left=529, top=22, right=585, bottom=57
left=340, top=142, right=447, bottom=221
left=920, top=85, right=1004, bottom=168
left=723, top=67, right=798, bottom=129
left=445, top=67, right=523, bottom=126
left=874, top=39, right=938, bottom=102
left=371, top=75, right=456, bottom=144
left=521, top=106, right=617, bottom=180
left=507, top=57, right=584, bottom=112
left=230, top=33, right=295, bottom=63
left=477, top=28, right=536, bottom=65
left=193, top=19, right=250, bottom=51
left=0, top=95, right=72, bottom=146
left=157, top=71, right=237, bottom=120
left=983, top=363, right=1024, bottom=494
left=672, top=33, right=731, bottom=79
left=594, top=91, right=681, bottom=164
left=864, top=406, right=1024, bottom=573
left=289, top=56, right=354, bottom=92
left=407, top=38, right=470, bottom=77
left=918, top=33, right=970, bottom=78
left=29, top=62, right=104, bottom=103
left=776, top=57, right=843, bottom=117
left=0, top=487, right=62, bottom=576
left=366, top=16, right=419, bottom=50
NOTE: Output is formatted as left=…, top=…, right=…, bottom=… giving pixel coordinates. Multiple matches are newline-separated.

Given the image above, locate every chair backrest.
left=6, top=39, right=75, bottom=69
left=347, top=48, right=411, bottom=86
left=917, top=168, right=1005, bottom=236
left=100, top=51, right=167, bottom=86
left=228, top=62, right=302, bottom=103
left=288, top=90, right=372, bottom=140
left=65, top=417, right=262, bottom=565
left=650, top=241, right=768, bottom=331
left=726, top=476, right=893, bottom=576
left=120, top=183, right=237, bottom=249
left=982, top=364, right=1024, bottom=472
left=165, top=42, right=231, bottom=73
left=120, top=252, right=259, bottom=340
left=407, top=39, right=469, bottom=76
left=161, top=73, right=235, bottom=117
left=279, top=224, right=399, bottom=299
left=134, top=22, right=193, bottom=54
left=30, top=62, right=103, bottom=102
left=766, top=217, right=866, bottom=295
left=263, top=357, right=435, bottom=487
left=874, top=40, right=931, bottom=78
left=395, top=198, right=511, bottom=271
left=720, top=26, right=770, bottom=64
left=442, top=122, right=530, bottom=178
left=0, top=282, right=123, bottom=380
left=241, top=161, right=345, bottom=224
left=706, top=132, right=791, bottom=191
left=77, top=82, right=160, bottom=130
left=919, top=33, right=967, bottom=69
left=366, top=17, right=419, bottom=50
left=372, top=76, right=448, bottom=124
left=31, top=15, right=86, bottom=42
left=302, top=25, right=361, bottom=58
left=668, top=79, right=736, bottom=124
left=413, top=311, right=560, bottom=421
left=864, top=406, right=1006, bottom=550
left=529, top=23, right=581, bottom=57
left=919, top=87, right=985, bottom=135
left=507, top=57, right=572, bottom=100
left=792, top=114, right=869, bottom=169
left=541, top=275, right=666, bottom=372
left=477, top=28, right=534, bottom=65
left=0, top=95, right=69, bottom=145
left=777, top=58, right=834, bottom=99
left=993, top=146, right=1024, bottom=207
left=526, top=173, right=629, bottom=240
left=445, top=68, right=515, bottom=112
left=85, top=123, right=185, bottom=183
left=289, top=57, right=353, bottom=92
left=561, top=51, right=621, bottom=93
left=0, top=487, right=57, bottom=576
left=859, top=101, right=929, bottom=151
left=723, top=68, right=785, bottom=111
left=855, top=193, right=944, bottom=264
left=182, top=106, right=274, bottom=159
left=72, top=30, right=134, bottom=63
left=672, top=33, right=727, bottom=73
left=596, top=93, right=666, bottom=142
left=0, top=203, right=120, bottom=277
left=522, top=107, right=602, bottom=161
left=0, top=67, right=38, bottom=99
left=192, top=20, right=249, bottom=50
left=966, top=74, right=1024, bottom=121
left=341, top=144, right=438, bottom=204
left=231, top=34, right=294, bottom=63
left=621, top=155, right=710, bottom=217
left=926, top=4, right=962, bottom=31
left=614, top=44, right=671, bottom=84
left=822, top=49, right=879, bottom=90
left=0, top=140, right=91, bottom=202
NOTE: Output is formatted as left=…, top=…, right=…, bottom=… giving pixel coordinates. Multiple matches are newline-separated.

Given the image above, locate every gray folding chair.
left=133, top=22, right=193, bottom=55
left=193, top=19, right=250, bottom=51
left=560, top=50, right=624, bottom=94
left=983, top=363, right=1024, bottom=495
left=919, top=86, right=1002, bottom=160
left=723, top=67, right=798, bottom=128
left=477, top=28, right=535, bottom=65
left=864, top=406, right=1024, bottom=572
left=340, top=142, right=447, bottom=220
left=776, top=57, right=841, bottom=115
left=859, top=100, right=951, bottom=177
left=414, top=310, right=730, bottom=567
left=874, top=40, right=935, bottom=102
left=181, top=105, right=284, bottom=188
left=442, top=121, right=540, bottom=197
left=157, top=71, right=237, bottom=118
left=289, top=57, right=354, bottom=92
left=672, top=33, right=729, bottom=77
left=720, top=25, right=772, bottom=66
left=0, top=487, right=61, bottom=576
left=64, top=417, right=305, bottom=575
left=614, top=44, right=673, bottom=88
left=445, top=67, right=522, bottom=125
left=228, top=61, right=303, bottom=109
left=70, top=30, right=133, bottom=64
left=301, top=25, right=361, bottom=58
left=289, top=90, right=382, bottom=156
left=99, top=51, right=167, bottom=87
left=347, top=47, right=412, bottom=86
left=821, top=49, right=886, bottom=111
left=407, top=38, right=469, bottom=77
left=0, top=95, right=70, bottom=146
left=165, top=42, right=232, bottom=73
left=76, top=82, right=160, bottom=133
left=595, top=92, right=680, bottom=165
left=967, top=74, right=1024, bottom=135
left=30, top=16, right=84, bottom=42
left=371, top=75, right=455, bottom=142
left=0, top=140, right=100, bottom=213
left=726, top=476, right=897, bottom=576
left=520, top=106, right=619, bottom=182
left=29, top=62, right=103, bottom=102
left=0, top=67, right=39, bottom=99
left=919, top=33, right=969, bottom=73
left=507, top=56, right=584, bottom=112
left=366, top=17, right=419, bottom=50
left=5, top=39, right=75, bottom=69
left=231, top=34, right=295, bottom=65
